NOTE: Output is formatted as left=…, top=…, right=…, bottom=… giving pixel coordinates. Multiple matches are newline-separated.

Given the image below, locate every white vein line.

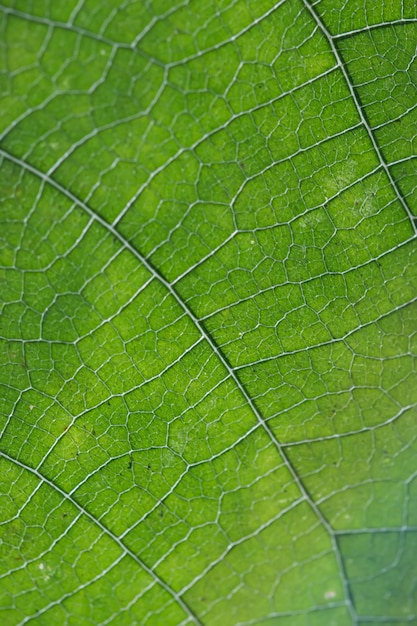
left=303, top=0, right=417, bottom=235
left=390, top=154, right=417, bottom=167
left=358, top=618, right=417, bottom=623
left=332, top=18, right=417, bottom=40
left=235, top=294, right=417, bottom=371
left=366, top=99, right=417, bottom=130
left=0, top=4, right=135, bottom=52
left=0, top=450, right=203, bottom=626
left=335, top=527, right=417, bottom=535
left=281, top=404, right=415, bottom=447
left=0, top=146, right=357, bottom=621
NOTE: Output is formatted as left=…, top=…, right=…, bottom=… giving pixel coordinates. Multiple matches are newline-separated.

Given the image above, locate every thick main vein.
left=1, top=147, right=357, bottom=621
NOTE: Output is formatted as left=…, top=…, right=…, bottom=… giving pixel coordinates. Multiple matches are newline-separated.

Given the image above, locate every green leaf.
left=1, top=1, right=417, bottom=624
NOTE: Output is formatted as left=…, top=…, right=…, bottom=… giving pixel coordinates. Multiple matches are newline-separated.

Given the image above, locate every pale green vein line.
left=235, top=293, right=417, bottom=371
left=332, top=18, right=417, bottom=41
left=0, top=4, right=138, bottom=53
left=235, top=603, right=349, bottom=626
left=358, top=618, right=417, bottom=623
left=335, top=527, right=417, bottom=535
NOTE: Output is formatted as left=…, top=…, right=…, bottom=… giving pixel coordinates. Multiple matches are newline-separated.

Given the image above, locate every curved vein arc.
left=0, top=146, right=357, bottom=621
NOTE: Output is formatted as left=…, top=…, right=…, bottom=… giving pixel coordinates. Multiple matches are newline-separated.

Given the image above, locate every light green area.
left=1, top=1, right=417, bottom=625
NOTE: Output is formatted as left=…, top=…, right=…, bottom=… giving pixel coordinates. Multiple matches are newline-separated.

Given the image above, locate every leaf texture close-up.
left=1, top=1, right=417, bottom=625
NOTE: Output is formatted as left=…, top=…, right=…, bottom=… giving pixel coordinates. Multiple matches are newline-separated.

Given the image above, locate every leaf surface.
left=1, top=1, right=417, bottom=624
